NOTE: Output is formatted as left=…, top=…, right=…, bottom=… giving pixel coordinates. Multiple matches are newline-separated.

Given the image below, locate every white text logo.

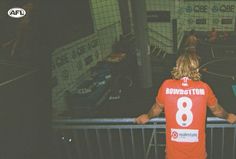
left=8, top=8, right=26, bottom=18
left=171, top=128, right=199, bottom=143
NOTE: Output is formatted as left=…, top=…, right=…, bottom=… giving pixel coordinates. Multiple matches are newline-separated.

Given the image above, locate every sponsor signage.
left=171, top=128, right=199, bottom=142
left=221, top=18, right=233, bottom=24
left=196, top=18, right=207, bottom=24
left=185, top=5, right=235, bottom=13
left=147, top=11, right=170, bottom=22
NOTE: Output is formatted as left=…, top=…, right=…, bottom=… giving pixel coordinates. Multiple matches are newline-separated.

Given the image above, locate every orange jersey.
left=156, top=78, right=217, bottom=159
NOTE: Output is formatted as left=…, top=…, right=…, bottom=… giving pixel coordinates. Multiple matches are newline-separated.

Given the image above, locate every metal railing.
left=148, top=28, right=174, bottom=55
left=148, top=27, right=172, bottom=43
left=149, top=35, right=173, bottom=58
left=53, top=117, right=236, bottom=159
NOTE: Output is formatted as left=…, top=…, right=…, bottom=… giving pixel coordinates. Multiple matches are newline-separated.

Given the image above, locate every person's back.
left=209, top=27, right=217, bottom=43
left=157, top=78, right=216, bottom=159
left=136, top=51, right=236, bottom=159
left=184, top=30, right=198, bottom=54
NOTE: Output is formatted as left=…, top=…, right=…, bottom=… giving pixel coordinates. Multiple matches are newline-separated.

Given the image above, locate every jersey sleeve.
left=206, top=84, right=218, bottom=107
left=156, top=81, right=166, bottom=107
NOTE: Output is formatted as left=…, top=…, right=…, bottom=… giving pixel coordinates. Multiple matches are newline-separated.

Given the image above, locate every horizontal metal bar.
left=206, top=124, right=236, bottom=128
left=53, top=124, right=236, bottom=130
left=53, top=118, right=164, bottom=124
left=53, top=117, right=226, bottom=125
left=53, top=124, right=166, bottom=129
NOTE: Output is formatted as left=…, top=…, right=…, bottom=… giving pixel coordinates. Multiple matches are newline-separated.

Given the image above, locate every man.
left=183, top=30, right=198, bottom=57
left=185, top=29, right=198, bottom=49
left=136, top=52, right=236, bottom=159
left=209, top=27, right=218, bottom=44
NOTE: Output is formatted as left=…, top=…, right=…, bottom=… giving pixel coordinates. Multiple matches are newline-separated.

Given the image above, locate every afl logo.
left=8, top=8, right=26, bottom=18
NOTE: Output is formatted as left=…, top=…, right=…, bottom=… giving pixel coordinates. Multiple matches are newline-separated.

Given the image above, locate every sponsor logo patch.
left=171, top=128, right=199, bottom=142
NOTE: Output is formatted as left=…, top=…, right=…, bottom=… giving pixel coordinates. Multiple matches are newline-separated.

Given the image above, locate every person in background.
left=184, top=29, right=198, bottom=53
left=209, top=27, right=218, bottom=44
left=223, top=31, right=229, bottom=41
left=136, top=51, right=236, bottom=159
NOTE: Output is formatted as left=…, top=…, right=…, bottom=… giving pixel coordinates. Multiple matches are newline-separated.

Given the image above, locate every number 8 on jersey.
left=176, top=97, right=193, bottom=127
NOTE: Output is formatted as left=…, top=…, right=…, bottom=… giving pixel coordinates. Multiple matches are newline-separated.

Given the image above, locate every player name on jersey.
left=166, top=88, right=205, bottom=95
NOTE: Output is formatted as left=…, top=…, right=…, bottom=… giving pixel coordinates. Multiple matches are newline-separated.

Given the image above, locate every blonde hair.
left=171, top=52, right=201, bottom=81
left=185, top=35, right=198, bottom=47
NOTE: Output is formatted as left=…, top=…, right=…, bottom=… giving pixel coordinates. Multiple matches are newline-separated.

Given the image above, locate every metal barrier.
left=53, top=117, right=236, bottom=159
left=148, top=28, right=174, bottom=55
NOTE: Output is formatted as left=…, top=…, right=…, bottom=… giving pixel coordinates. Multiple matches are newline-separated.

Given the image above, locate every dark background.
left=0, top=0, right=95, bottom=158
left=0, top=0, right=93, bottom=158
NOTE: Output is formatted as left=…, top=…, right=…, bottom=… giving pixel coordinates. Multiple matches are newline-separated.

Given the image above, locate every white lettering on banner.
left=171, top=128, right=199, bottom=143
left=220, top=5, right=234, bottom=12
left=186, top=5, right=235, bottom=13
left=166, top=88, right=205, bottom=95
left=193, top=5, right=208, bottom=13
